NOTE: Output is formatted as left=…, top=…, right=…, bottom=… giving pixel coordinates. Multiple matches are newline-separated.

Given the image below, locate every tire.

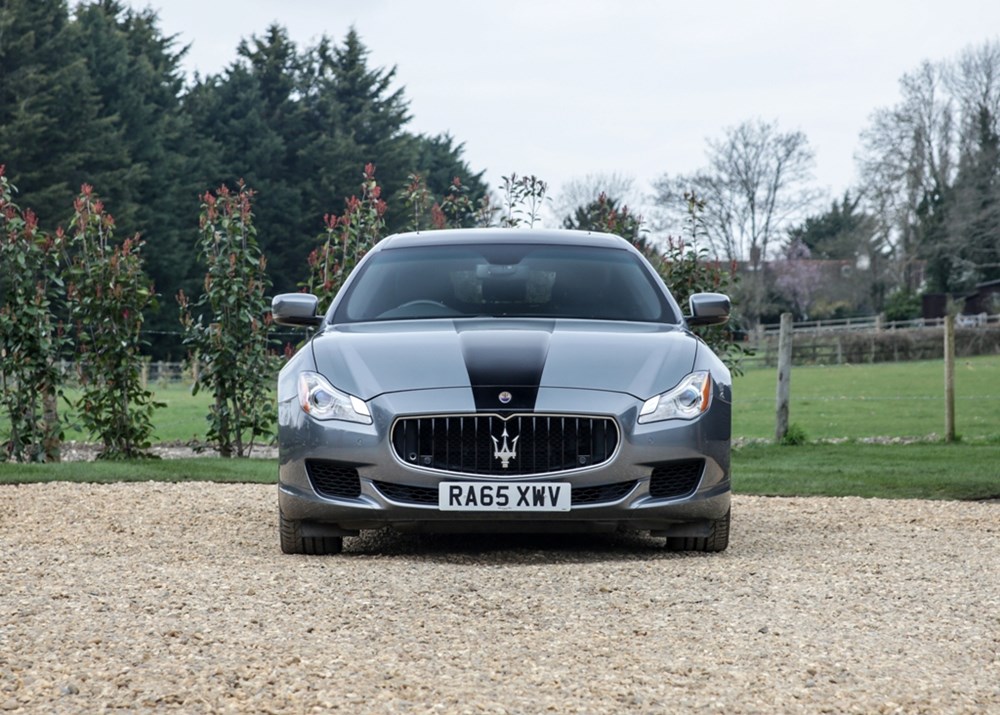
left=665, top=509, right=730, bottom=553
left=279, top=509, right=343, bottom=555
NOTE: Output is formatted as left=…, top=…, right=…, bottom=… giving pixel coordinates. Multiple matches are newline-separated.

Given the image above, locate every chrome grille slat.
left=390, top=413, right=620, bottom=477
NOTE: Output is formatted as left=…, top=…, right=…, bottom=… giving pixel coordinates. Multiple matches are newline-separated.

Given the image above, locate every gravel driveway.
left=1, top=483, right=997, bottom=713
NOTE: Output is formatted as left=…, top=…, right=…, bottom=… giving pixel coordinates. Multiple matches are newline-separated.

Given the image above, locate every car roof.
left=375, top=228, right=634, bottom=250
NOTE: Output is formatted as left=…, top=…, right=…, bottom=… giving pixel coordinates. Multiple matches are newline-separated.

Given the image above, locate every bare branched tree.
left=653, top=119, right=819, bottom=267
left=857, top=61, right=955, bottom=288
left=947, top=41, right=1000, bottom=147
left=857, top=39, right=1000, bottom=292
left=652, top=119, right=820, bottom=322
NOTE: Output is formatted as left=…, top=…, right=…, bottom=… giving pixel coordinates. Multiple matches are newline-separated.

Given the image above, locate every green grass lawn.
left=733, top=354, right=1000, bottom=442
left=0, top=457, right=276, bottom=484
left=733, top=442, right=999, bottom=500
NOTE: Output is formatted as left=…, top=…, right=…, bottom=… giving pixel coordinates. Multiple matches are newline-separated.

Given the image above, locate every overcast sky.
left=135, top=0, right=1000, bottom=218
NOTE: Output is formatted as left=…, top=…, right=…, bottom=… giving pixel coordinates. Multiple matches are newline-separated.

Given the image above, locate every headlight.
left=638, top=371, right=712, bottom=423
left=297, top=372, right=371, bottom=424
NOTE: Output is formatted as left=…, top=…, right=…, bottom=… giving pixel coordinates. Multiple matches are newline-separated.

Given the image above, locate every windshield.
left=332, top=244, right=678, bottom=324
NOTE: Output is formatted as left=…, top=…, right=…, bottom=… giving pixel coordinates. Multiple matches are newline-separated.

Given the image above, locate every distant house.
left=738, top=258, right=880, bottom=320
left=923, top=279, right=1000, bottom=319
left=964, top=279, right=1000, bottom=315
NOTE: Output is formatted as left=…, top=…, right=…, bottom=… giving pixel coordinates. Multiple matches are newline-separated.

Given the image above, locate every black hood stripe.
left=459, top=325, right=552, bottom=412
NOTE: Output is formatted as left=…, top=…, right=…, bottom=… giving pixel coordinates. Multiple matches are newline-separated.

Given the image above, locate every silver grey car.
left=272, top=229, right=733, bottom=554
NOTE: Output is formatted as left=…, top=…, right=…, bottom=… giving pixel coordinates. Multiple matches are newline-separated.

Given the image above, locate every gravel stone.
left=1, top=483, right=997, bottom=713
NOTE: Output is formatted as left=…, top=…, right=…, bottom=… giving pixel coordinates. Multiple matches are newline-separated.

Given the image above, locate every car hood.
left=310, top=318, right=698, bottom=403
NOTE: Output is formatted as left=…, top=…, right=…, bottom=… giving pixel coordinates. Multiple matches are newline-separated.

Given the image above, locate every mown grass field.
left=733, top=442, right=998, bottom=500
left=1, top=356, right=998, bottom=499
left=0, top=458, right=276, bottom=484
left=733, top=354, right=1000, bottom=442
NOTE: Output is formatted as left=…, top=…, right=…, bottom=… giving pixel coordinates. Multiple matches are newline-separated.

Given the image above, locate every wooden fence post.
left=944, top=314, right=956, bottom=442
left=775, top=312, right=793, bottom=442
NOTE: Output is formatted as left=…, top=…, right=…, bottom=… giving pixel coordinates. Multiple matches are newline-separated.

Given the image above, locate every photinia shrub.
left=0, top=166, right=67, bottom=462
left=402, top=172, right=485, bottom=231
left=499, top=173, right=548, bottom=228
left=401, top=172, right=433, bottom=231
left=654, top=194, right=750, bottom=374
left=304, top=163, right=387, bottom=310
left=179, top=181, right=278, bottom=457
left=436, top=177, right=476, bottom=229
left=64, top=184, right=160, bottom=459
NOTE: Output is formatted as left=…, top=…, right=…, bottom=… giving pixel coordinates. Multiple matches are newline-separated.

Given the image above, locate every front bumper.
left=277, top=386, right=731, bottom=536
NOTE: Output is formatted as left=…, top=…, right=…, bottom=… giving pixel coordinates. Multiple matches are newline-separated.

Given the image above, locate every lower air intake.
left=648, top=459, right=704, bottom=499
left=306, top=460, right=362, bottom=499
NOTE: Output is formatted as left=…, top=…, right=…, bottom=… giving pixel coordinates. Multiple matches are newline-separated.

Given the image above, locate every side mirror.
left=687, top=292, right=731, bottom=327
left=272, top=293, right=323, bottom=327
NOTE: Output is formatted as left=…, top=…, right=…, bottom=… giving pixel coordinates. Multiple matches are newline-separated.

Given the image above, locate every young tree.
left=0, top=167, right=66, bottom=462
left=499, top=174, right=548, bottom=228
left=178, top=182, right=278, bottom=457
left=304, top=164, right=387, bottom=310
left=64, top=184, right=159, bottom=459
left=408, top=133, right=488, bottom=221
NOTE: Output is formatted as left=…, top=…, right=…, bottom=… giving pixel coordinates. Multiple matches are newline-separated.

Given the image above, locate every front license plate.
left=438, top=482, right=571, bottom=511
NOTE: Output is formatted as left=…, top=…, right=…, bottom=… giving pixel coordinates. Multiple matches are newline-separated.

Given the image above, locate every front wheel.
left=665, top=508, right=730, bottom=553
left=279, top=509, right=343, bottom=555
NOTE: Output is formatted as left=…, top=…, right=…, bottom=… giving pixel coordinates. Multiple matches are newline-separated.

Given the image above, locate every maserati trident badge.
left=491, top=427, right=519, bottom=468
left=498, top=391, right=512, bottom=404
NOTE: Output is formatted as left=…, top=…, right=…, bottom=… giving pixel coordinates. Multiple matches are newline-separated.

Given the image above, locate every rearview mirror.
left=272, top=293, right=322, bottom=327
left=687, top=292, right=730, bottom=327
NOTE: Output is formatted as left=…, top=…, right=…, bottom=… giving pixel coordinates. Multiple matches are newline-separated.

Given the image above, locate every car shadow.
left=338, top=528, right=722, bottom=564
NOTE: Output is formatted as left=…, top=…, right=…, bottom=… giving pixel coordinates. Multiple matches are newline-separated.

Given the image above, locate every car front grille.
left=306, top=460, right=362, bottom=499
left=390, top=414, right=620, bottom=476
left=648, top=459, right=704, bottom=499
left=372, top=479, right=638, bottom=507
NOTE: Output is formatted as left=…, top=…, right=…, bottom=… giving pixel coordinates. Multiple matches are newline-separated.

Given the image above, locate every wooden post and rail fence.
left=773, top=312, right=962, bottom=443
left=746, top=313, right=999, bottom=368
